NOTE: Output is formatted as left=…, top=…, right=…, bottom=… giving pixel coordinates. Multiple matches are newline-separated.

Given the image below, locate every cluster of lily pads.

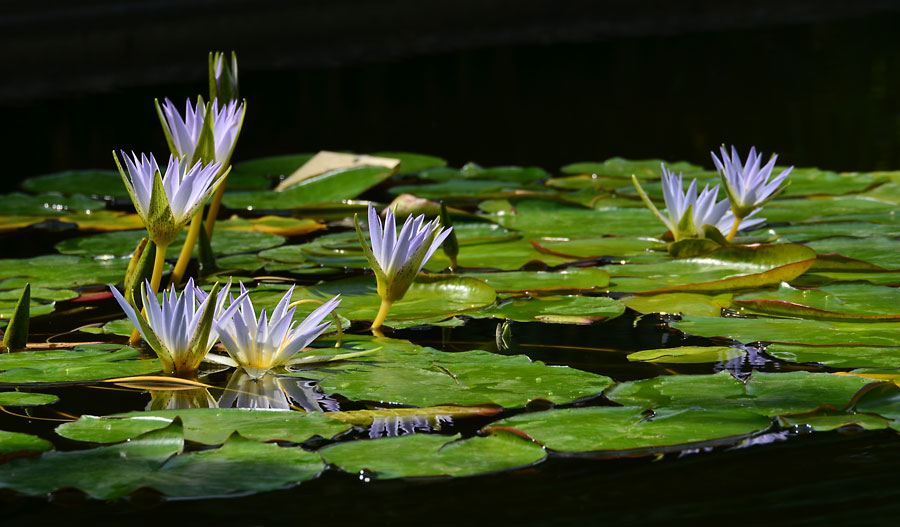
left=0, top=51, right=899, bottom=501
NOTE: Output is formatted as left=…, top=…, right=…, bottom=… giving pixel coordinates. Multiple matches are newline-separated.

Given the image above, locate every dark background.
left=3, top=0, right=900, bottom=186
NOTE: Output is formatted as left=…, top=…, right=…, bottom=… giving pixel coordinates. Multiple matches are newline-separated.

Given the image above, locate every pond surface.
left=1, top=151, right=900, bottom=525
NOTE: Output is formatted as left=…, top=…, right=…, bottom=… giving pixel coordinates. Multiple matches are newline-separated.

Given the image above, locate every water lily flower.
left=213, top=284, right=341, bottom=379
left=355, top=204, right=453, bottom=330
left=712, top=145, right=792, bottom=240
left=210, top=51, right=239, bottom=105
left=110, top=278, right=231, bottom=375
left=633, top=164, right=764, bottom=242
left=115, top=152, right=223, bottom=248
left=158, top=97, right=245, bottom=165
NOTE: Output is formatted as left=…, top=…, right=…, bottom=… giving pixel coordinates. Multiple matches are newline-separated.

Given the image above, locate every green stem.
left=169, top=213, right=203, bottom=287
left=371, top=298, right=393, bottom=332
left=204, top=176, right=228, bottom=240
left=726, top=215, right=742, bottom=242
left=130, top=242, right=169, bottom=345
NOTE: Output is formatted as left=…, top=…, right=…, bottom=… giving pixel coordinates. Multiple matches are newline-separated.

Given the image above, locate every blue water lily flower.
left=633, top=164, right=764, bottom=242
left=110, top=278, right=234, bottom=375
left=212, top=284, right=341, bottom=379
left=158, top=97, right=245, bottom=165
left=355, top=204, right=453, bottom=330
left=712, top=145, right=792, bottom=240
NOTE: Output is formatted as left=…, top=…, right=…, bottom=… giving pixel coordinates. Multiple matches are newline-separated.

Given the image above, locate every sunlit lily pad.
left=0, top=254, right=129, bottom=290
left=491, top=406, right=770, bottom=454
left=319, top=429, right=545, bottom=479
left=560, top=158, right=703, bottom=179
left=605, top=371, right=872, bottom=415
left=459, top=269, right=609, bottom=293
left=293, top=335, right=613, bottom=407
left=531, top=237, right=665, bottom=260
left=57, top=408, right=350, bottom=445
left=0, top=430, right=53, bottom=454
left=56, top=211, right=145, bottom=231
left=626, top=346, right=745, bottom=364
left=673, top=316, right=900, bottom=346
left=762, top=197, right=898, bottom=223
left=734, top=283, right=900, bottom=321
left=1, top=192, right=106, bottom=215
left=214, top=215, right=326, bottom=237
left=56, top=229, right=285, bottom=259
left=765, top=344, right=900, bottom=368
left=491, top=199, right=661, bottom=238
left=804, top=237, right=900, bottom=269
left=621, top=292, right=733, bottom=316
left=223, top=166, right=395, bottom=210
left=469, top=295, right=625, bottom=325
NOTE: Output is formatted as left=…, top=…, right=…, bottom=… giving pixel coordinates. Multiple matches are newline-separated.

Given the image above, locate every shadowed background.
left=3, top=0, right=900, bottom=184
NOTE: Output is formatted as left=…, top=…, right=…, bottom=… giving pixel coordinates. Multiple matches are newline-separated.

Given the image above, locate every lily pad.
left=0, top=254, right=129, bottom=290
left=223, top=166, right=395, bottom=210
left=621, top=292, right=733, bottom=317
left=214, top=216, right=326, bottom=237
left=56, top=229, right=285, bottom=259
left=560, top=158, right=703, bottom=179
left=626, top=346, right=745, bottom=364
left=372, top=151, right=447, bottom=175
left=57, top=408, right=350, bottom=445
left=20, top=169, right=129, bottom=199
left=1, top=192, right=106, bottom=215
left=319, top=429, right=545, bottom=479
left=804, top=237, right=900, bottom=269
left=492, top=199, right=661, bottom=238
left=762, top=197, right=898, bottom=223
left=673, top=316, right=900, bottom=346
left=734, top=283, right=900, bottom=321
left=0, top=430, right=53, bottom=454
left=0, top=344, right=161, bottom=385
left=531, top=237, right=665, bottom=260
left=765, top=344, right=900, bottom=368
left=779, top=406, right=892, bottom=431
left=605, top=371, right=872, bottom=416
left=459, top=269, right=609, bottom=293
left=0, top=391, right=59, bottom=406
left=294, top=335, right=613, bottom=408
left=470, top=295, right=626, bottom=325
left=492, top=406, right=770, bottom=454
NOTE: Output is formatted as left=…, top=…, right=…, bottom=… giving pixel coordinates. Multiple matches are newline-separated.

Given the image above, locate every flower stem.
left=169, top=213, right=203, bottom=287
left=371, top=298, right=393, bottom=332
left=204, top=177, right=228, bottom=240
left=726, top=215, right=742, bottom=242
left=130, top=242, right=168, bottom=345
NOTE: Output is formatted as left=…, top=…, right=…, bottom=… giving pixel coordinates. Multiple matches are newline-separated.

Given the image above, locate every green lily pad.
left=227, top=153, right=315, bottom=183
left=491, top=199, right=661, bottom=238
left=0, top=430, right=53, bottom=454
left=779, top=406, right=892, bottom=431
left=606, top=243, right=816, bottom=293
left=294, top=335, right=613, bottom=407
left=0, top=344, right=161, bottom=385
left=372, top=151, right=447, bottom=175
left=805, top=237, right=900, bottom=269
left=560, top=158, right=703, bottom=179
left=605, top=371, right=872, bottom=415
left=56, top=229, right=285, bottom=259
left=389, top=180, right=532, bottom=199
left=850, top=382, right=900, bottom=424
left=57, top=408, right=350, bottom=445
left=0, top=254, right=129, bottom=290
left=734, top=283, right=900, bottom=321
left=20, top=169, right=129, bottom=199
left=141, top=433, right=324, bottom=497
left=777, top=169, right=884, bottom=198
left=0, top=286, right=78, bottom=320
left=459, top=269, right=609, bottom=293
left=492, top=406, right=770, bottom=454
left=626, top=346, right=745, bottom=364
left=0, top=391, right=59, bottom=406
left=621, top=292, right=733, bottom=316
left=530, top=237, right=665, bottom=260
left=1, top=192, right=106, bottom=215
left=769, top=222, right=900, bottom=243
left=765, top=344, right=900, bottom=368
left=0, top=420, right=184, bottom=499
left=673, top=316, right=900, bottom=346
left=223, top=165, right=395, bottom=210
left=470, top=295, right=625, bottom=325
left=319, top=429, right=545, bottom=479
left=762, top=197, right=898, bottom=223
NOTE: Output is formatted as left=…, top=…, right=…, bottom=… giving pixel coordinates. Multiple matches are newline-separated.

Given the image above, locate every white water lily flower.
left=110, top=278, right=234, bottom=374
left=158, top=97, right=245, bottom=164
left=712, top=145, right=792, bottom=219
left=213, top=284, right=341, bottom=379
left=115, top=152, right=222, bottom=246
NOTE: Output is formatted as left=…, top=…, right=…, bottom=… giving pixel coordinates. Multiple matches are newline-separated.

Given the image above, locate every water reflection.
left=369, top=414, right=452, bottom=438
left=217, top=370, right=339, bottom=412
left=148, top=387, right=218, bottom=410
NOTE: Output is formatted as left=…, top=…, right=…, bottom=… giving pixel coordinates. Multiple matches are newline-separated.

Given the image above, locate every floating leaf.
left=319, top=429, right=545, bottom=479
left=0, top=344, right=160, bottom=385
left=0, top=431, right=52, bottom=455
left=57, top=408, right=350, bottom=445
left=0, top=192, right=106, bottom=215
left=469, top=295, right=625, bottom=325
left=326, top=405, right=502, bottom=426
left=560, top=158, right=703, bottom=179
left=459, top=269, right=609, bottom=293
left=734, top=283, right=900, bottom=321
left=0, top=254, right=129, bottom=290
left=56, top=229, right=285, bottom=259
left=779, top=406, right=892, bottom=431
left=21, top=169, right=129, bottom=199
left=0, top=391, right=58, bottom=406
left=626, top=346, right=745, bottom=364
left=215, top=215, right=326, bottom=237
left=491, top=406, right=770, bottom=454
left=765, top=344, right=900, bottom=368
left=673, top=316, right=900, bottom=346
left=622, top=292, right=733, bottom=317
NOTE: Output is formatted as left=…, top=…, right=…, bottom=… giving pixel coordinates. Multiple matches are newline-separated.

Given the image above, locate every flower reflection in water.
left=217, top=370, right=338, bottom=412
left=147, top=387, right=218, bottom=411
left=369, top=414, right=452, bottom=439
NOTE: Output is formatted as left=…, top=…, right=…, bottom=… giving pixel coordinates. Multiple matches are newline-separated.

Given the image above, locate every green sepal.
left=2, top=284, right=30, bottom=350
left=675, top=203, right=696, bottom=242
left=190, top=97, right=216, bottom=167
left=354, top=213, right=389, bottom=298
left=135, top=288, right=175, bottom=374
left=113, top=151, right=147, bottom=224
left=632, top=175, right=673, bottom=234
left=209, top=51, right=239, bottom=106
left=176, top=281, right=221, bottom=374
left=701, top=224, right=729, bottom=245
left=439, top=201, right=459, bottom=268
left=123, top=238, right=155, bottom=307
left=197, top=222, right=217, bottom=276
left=147, top=168, right=178, bottom=246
